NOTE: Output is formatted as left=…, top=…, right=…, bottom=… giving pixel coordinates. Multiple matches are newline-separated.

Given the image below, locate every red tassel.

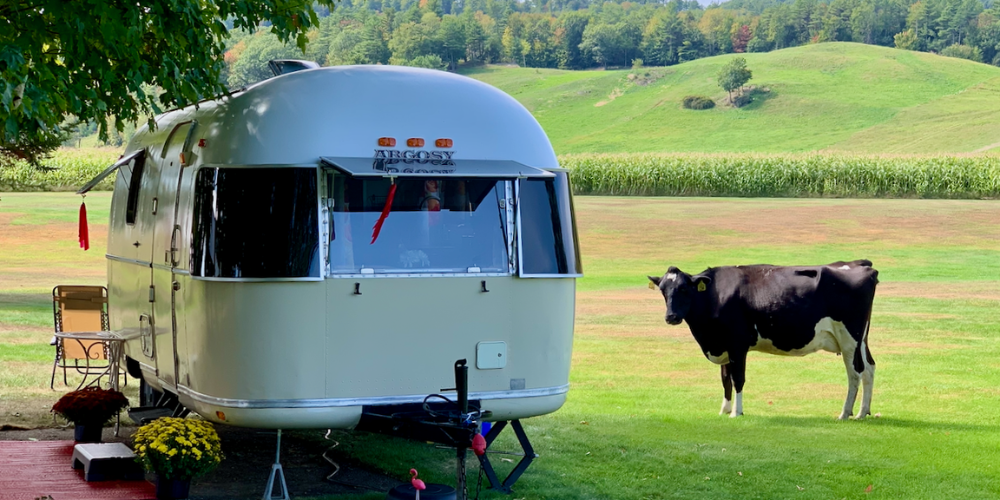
left=78, top=200, right=90, bottom=251
left=370, top=183, right=397, bottom=244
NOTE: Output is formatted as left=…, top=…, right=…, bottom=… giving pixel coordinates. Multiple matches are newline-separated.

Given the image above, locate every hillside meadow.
left=463, top=42, right=1000, bottom=155
left=1, top=193, right=998, bottom=499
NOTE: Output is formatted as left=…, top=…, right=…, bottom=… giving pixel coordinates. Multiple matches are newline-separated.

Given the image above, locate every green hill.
left=461, top=42, right=1000, bottom=155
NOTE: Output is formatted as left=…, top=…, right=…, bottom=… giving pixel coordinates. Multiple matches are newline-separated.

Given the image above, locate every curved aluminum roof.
left=130, top=65, right=558, bottom=170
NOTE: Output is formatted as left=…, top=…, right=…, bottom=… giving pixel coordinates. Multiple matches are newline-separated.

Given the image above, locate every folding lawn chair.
left=50, top=285, right=121, bottom=390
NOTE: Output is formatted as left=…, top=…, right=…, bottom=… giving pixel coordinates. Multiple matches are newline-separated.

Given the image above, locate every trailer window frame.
left=516, top=171, right=583, bottom=278
left=124, top=152, right=148, bottom=225
left=321, top=173, right=512, bottom=278
left=189, top=166, right=322, bottom=280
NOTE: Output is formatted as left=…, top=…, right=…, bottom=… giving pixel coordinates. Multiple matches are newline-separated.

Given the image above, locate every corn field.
left=564, top=153, right=1000, bottom=199
left=0, top=148, right=121, bottom=192
left=4, top=149, right=1000, bottom=199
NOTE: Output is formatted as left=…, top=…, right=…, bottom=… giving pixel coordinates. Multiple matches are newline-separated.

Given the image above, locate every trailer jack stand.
left=476, top=420, right=537, bottom=494
left=263, top=429, right=291, bottom=500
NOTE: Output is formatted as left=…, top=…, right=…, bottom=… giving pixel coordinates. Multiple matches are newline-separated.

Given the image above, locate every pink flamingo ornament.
left=410, top=468, right=426, bottom=500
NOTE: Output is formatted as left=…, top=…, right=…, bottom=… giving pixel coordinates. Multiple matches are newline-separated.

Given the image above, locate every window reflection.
left=191, top=168, right=319, bottom=278
left=326, top=176, right=509, bottom=274
left=518, top=172, right=582, bottom=276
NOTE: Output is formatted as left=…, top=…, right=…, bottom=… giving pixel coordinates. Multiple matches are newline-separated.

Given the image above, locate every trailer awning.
left=320, top=156, right=555, bottom=179
left=76, top=150, right=145, bottom=195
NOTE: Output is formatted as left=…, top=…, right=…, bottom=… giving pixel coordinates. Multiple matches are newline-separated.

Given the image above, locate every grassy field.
left=462, top=42, right=1000, bottom=155
left=1, top=193, right=998, bottom=499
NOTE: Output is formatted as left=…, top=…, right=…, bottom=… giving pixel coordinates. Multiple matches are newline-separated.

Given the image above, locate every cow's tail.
left=863, top=280, right=877, bottom=366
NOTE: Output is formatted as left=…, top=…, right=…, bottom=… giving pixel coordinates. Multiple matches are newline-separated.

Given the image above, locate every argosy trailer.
left=80, top=65, right=581, bottom=432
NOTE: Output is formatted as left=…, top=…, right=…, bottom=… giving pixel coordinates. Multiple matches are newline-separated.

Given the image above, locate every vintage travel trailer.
left=80, top=65, right=581, bottom=432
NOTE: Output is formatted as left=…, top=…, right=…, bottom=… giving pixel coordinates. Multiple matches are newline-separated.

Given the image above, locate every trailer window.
left=518, top=172, right=582, bottom=276
left=124, top=153, right=147, bottom=225
left=191, top=168, right=320, bottom=278
left=326, top=177, right=508, bottom=275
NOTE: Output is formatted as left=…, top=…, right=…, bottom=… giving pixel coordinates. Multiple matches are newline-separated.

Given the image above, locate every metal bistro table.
left=52, top=330, right=126, bottom=435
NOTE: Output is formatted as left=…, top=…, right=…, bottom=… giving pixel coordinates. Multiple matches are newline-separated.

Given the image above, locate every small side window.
left=125, top=153, right=147, bottom=225
left=518, top=171, right=582, bottom=277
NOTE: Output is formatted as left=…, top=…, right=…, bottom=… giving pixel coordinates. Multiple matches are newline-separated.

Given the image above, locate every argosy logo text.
left=373, top=149, right=456, bottom=174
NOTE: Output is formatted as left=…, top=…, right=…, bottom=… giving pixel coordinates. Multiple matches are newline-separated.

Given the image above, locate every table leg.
left=73, top=339, right=92, bottom=391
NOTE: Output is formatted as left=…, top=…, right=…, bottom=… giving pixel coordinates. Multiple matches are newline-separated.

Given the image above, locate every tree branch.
left=0, top=2, right=43, bottom=17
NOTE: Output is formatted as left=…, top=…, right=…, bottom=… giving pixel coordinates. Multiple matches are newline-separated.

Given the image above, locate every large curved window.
left=518, top=171, right=582, bottom=277
left=326, top=176, right=509, bottom=275
left=191, top=167, right=319, bottom=278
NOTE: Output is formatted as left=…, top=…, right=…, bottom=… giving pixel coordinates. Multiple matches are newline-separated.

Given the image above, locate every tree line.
left=223, top=0, right=1000, bottom=87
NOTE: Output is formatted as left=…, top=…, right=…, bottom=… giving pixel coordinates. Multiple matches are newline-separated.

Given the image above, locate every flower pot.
left=73, top=423, right=103, bottom=443
left=155, top=476, right=191, bottom=500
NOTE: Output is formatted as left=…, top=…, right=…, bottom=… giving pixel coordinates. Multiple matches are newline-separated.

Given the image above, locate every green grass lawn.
left=2, top=193, right=998, bottom=499
left=461, top=42, right=1000, bottom=155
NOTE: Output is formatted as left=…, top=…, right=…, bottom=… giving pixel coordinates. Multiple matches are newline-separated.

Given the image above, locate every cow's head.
left=648, top=266, right=712, bottom=325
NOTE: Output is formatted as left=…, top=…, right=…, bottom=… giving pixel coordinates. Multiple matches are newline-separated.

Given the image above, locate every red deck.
left=0, top=440, right=155, bottom=500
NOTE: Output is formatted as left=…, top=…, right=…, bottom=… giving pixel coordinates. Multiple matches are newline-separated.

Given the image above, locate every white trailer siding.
left=107, top=65, right=578, bottom=429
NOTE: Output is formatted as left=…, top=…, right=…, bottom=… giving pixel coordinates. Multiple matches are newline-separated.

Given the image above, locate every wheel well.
left=125, top=356, right=142, bottom=379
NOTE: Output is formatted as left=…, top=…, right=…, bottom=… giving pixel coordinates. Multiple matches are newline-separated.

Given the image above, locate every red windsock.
left=370, top=183, right=397, bottom=244
left=472, top=433, right=487, bottom=456
left=78, top=201, right=90, bottom=251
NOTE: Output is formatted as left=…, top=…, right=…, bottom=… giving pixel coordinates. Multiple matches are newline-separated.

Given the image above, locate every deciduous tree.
left=894, top=28, right=919, bottom=49
left=1, top=0, right=333, bottom=163
left=717, top=56, right=753, bottom=106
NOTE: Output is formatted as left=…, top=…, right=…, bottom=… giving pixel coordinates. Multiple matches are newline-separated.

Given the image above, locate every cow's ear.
left=648, top=275, right=661, bottom=288
left=694, top=275, right=712, bottom=292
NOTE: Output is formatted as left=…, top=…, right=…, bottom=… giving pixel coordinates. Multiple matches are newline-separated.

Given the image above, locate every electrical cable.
left=321, top=429, right=341, bottom=481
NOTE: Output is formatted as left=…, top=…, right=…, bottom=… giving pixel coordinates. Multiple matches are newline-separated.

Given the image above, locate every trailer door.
left=149, top=121, right=195, bottom=390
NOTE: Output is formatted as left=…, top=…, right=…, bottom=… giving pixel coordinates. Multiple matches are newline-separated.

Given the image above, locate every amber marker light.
left=435, top=138, right=453, bottom=148
left=407, top=138, right=425, bottom=148
left=378, top=137, right=396, bottom=147
left=216, top=411, right=226, bottom=421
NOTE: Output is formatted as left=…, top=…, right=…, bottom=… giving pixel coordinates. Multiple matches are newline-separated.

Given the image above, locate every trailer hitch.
left=356, top=359, right=539, bottom=498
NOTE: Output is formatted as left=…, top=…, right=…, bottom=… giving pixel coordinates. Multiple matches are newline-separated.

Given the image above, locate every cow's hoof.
left=853, top=412, right=870, bottom=420
left=837, top=412, right=852, bottom=420
left=729, top=412, right=743, bottom=418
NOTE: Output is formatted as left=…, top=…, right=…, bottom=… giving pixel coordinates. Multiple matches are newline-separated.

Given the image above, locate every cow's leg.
left=856, top=340, right=876, bottom=419
left=729, top=352, right=747, bottom=418
left=839, top=354, right=861, bottom=420
left=720, top=364, right=733, bottom=415
left=838, top=327, right=861, bottom=420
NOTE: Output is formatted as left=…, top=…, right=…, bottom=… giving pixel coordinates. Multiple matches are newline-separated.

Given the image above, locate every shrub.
left=133, top=417, right=224, bottom=480
left=940, top=44, right=983, bottom=62
left=51, top=387, right=129, bottom=426
left=894, top=29, right=918, bottom=50
left=682, top=95, right=716, bottom=110
left=407, top=54, right=447, bottom=70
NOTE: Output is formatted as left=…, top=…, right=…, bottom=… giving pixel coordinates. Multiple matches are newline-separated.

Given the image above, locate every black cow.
left=648, top=260, right=878, bottom=419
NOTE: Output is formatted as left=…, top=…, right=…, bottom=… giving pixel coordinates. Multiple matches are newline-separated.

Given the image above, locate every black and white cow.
left=648, top=260, right=878, bottom=419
